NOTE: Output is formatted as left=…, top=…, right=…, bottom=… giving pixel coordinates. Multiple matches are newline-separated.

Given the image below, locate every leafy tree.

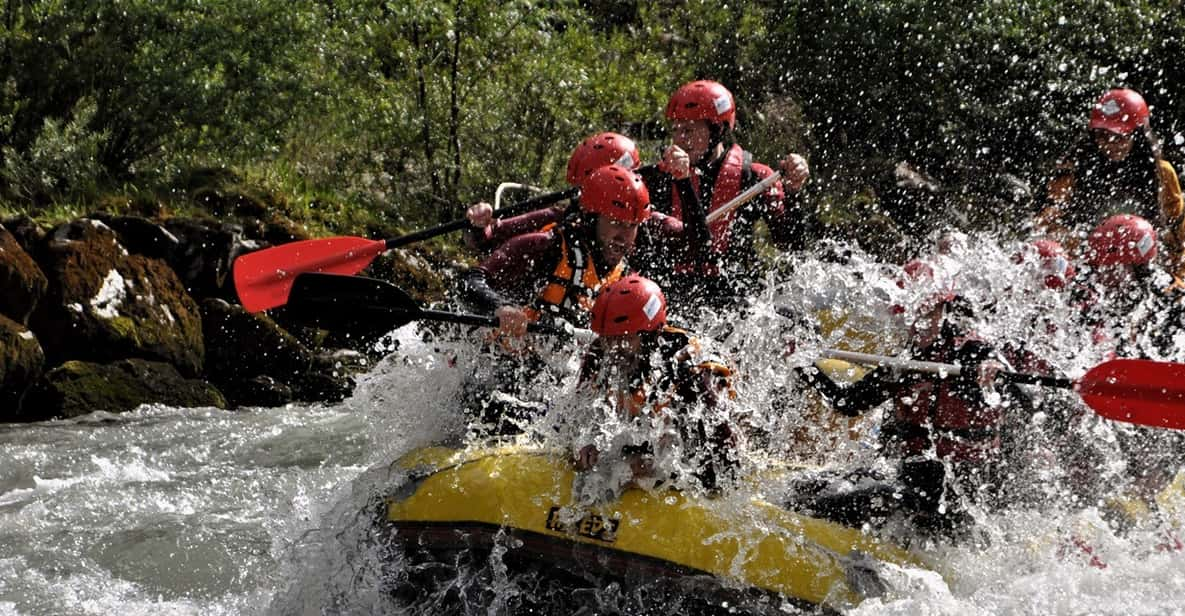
left=295, top=0, right=681, bottom=227
left=1, top=0, right=318, bottom=201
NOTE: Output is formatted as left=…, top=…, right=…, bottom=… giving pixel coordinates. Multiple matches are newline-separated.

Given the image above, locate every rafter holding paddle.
left=272, top=270, right=1185, bottom=432
left=819, top=349, right=1185, bottom=431
left=705, top=170, right=783, bottom=224
left=232, top=186, right=579, bottom=312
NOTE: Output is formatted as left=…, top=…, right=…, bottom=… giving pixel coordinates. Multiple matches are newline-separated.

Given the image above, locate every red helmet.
left=897, top=259, right=936, bottom=289
left=579, top=164, right=651, bottom=224
left=1089, top=89, right=1150, bottom=136
left=1086, top=214, right=1158, bottom=267
left=591, top=274, right=667, bottom=336
left=665, top=80, right=736, bottom=130
left=565, top=132, right=641, bottom=186
left=1014, top=239, right=1076, bottom=289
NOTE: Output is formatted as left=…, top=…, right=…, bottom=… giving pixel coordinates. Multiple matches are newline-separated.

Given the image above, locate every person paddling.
left=794, top=293, right=1032, bottom=539
left=464, top=132, right=644, bottom=253
left=1070, top=214, right=1185, bottom=358
left=460, top=164, right=653, bottom=336
left=1064, top=214, right=1185, bottom=537
left=453, top=164, right=651, bottom=435
left=639, top=80, right=812, bottom=309
left=1034, top=88, right=1185, bottom=283
left=465, top=131, right=711, bottom=280
left=571, top=275, right=740, bottom=493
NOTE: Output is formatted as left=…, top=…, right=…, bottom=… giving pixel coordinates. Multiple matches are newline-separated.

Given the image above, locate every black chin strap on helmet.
left=694, top=122, right=733, bottom=167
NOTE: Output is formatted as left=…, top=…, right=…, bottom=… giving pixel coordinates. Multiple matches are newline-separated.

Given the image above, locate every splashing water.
left=2, top=236, right=1183, bottom=615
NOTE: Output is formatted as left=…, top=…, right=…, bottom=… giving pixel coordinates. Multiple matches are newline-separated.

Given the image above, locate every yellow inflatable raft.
left=379, top=444, right=932, bottom=613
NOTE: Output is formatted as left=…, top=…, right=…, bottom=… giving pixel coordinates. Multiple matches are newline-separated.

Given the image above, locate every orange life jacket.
left=526, top=225, right=624, bottom=324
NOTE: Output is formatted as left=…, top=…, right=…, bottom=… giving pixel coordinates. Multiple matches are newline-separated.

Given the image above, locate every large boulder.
left=87, top=214, right=252, bottom=303
left=0, top=314, right=45, bottom=419
left=361, top=248, right=450, bottom=306
left=28, top=219, right=205, bottom=376
left=201, top=298, right=313, bottom=382
left=19, top=359, right=226, bottom=420
left=200, top=298, right=352, bottom=406
left=0, top=223, right=48, bottom=325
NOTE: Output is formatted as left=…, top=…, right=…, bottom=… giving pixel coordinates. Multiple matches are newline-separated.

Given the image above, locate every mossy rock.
left=361, top=247, right=450, bottom=305
left=88, top=213, right=181, bottom=261
left=19, top=359, right=226, bottom=421
left=0, top=224, right=48, bottom=325
left=162, top=218, right=244, bottom=301
left=28, top=219, right=205, bottom=375
left=259, top=218, right=310, bottom=245
left=200, top=298, right=313, bottom=381
left=0, top=314, right=45, bottom=420
left=0, top=215, right=46, bottom=255
left=199, top=298, right=356, bottom=407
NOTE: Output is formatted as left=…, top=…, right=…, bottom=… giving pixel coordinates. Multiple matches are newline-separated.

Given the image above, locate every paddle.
left=233, top=186, right=579, bottom=312
left=819, top=349, right=1185, bottom=430
left=284, top=272, right=574, bottom=338
left=705, top=170, right=783, bottom=224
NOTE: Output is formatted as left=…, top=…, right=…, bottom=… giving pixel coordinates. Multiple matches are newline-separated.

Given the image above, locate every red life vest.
left=670, top=144, right=747, bottom=257
left=890, top=338, right=1003, bottom=463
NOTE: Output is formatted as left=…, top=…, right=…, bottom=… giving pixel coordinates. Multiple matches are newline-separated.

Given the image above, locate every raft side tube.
left=381, top=446, right=928, bottom=610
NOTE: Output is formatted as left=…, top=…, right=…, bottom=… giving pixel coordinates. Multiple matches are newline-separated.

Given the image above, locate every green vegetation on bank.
left=2, top=0, right=1183, bottom=247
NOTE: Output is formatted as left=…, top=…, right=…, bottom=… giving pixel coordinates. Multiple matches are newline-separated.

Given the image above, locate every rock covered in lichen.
left=28, top=219, right=205, bottom=376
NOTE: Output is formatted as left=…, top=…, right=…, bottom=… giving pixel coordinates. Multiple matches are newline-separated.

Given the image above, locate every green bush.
left=1, top=0, right=1182, bottom=243
left=1, top=0, right=318, bottom=196
left=1, top=98, right=105, bottom=204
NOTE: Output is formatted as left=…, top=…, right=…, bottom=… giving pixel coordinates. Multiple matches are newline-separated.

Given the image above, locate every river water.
left=1, top=236, right=1183, bottom=615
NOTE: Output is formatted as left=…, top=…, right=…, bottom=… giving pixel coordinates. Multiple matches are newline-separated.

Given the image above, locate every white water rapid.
left=2, top=234, right=1183, bottom=615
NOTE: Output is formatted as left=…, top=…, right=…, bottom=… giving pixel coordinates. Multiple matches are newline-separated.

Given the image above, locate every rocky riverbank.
left=0, top=205, right=449, bottom=421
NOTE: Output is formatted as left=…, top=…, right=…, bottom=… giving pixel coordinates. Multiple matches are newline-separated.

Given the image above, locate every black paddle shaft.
left=384, top=186, right=580, bottom=250
left=382, top=162, right=659, bottom=250
left=999, top=371, right=1074, bottom=389
left=416, top=308, right=566, bottom=335
left=287, top=272, right=567, bottom=336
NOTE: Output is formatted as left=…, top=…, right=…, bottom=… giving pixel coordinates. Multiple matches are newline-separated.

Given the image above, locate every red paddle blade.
left=1077, top=358, right=1185, bottom=430
left=233, top=236, right=386, bottom=312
